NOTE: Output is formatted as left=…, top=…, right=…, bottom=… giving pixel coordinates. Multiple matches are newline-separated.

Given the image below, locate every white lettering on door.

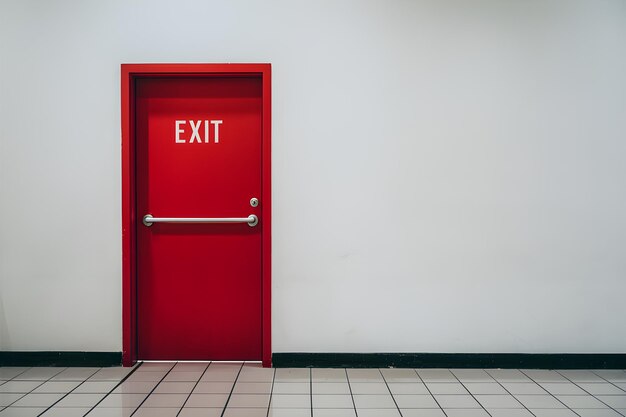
left=175, top=120, right=186, bottom=143
left=175, top=120, right=223, bottom=144
left=211, top=120, right=223, bottom=144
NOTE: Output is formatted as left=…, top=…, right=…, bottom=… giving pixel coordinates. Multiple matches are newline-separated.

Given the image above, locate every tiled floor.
left=0, top=364, right=625, bottom=417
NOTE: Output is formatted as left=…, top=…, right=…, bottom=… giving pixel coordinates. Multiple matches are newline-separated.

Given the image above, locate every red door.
left=135, top=76, right=263, bottom=360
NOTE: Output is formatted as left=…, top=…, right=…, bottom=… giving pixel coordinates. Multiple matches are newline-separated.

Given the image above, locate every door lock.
left=250, top=198, right=259, bottom=207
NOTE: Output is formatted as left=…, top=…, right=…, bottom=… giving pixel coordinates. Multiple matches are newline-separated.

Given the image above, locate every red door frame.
left=121, top=63, right=272, bottom=367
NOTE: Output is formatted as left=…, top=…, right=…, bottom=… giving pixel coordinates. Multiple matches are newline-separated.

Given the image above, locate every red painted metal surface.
left=121, top=64, right=271, bottom=365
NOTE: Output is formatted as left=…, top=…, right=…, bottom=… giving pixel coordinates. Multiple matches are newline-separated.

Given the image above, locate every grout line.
left=3, top=378, right=48, bottom=410
left=486, top=369, right=540, bottom=417
left=378, top=368, right=403, bottom=417
left=265, top=365, right=277, bottom=417
left=309, top=368, right=313, bottom=417
left=589, top=370, right=626, bottom=394
left=447, top=368, right=493, bottom=417
left=175, top=361, right=211, bottom=416
left=0, top=366, right=68, bottom=412
left=555, top=370, right=626, bottom=416
left=219, top=362, right=245, bottom=417
left=37, top=367, right=104, bottom=416
left=519, top=369, right=583, bottom=417
left=124, top=361, right=176, bottom=416
left=345, top=368, right=359, bottom=417
left=414, top=369, right=449, bottom=417
left=81, top=361, right=146, bottom=416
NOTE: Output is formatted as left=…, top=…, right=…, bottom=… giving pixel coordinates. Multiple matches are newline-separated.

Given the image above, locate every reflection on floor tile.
left=0, top=364, right=623, bottom=417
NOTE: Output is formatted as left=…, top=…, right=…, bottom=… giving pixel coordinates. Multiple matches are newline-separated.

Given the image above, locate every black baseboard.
left=0, top=351, right=122, bottom=367
left=272, top=353, right=626, bottom=369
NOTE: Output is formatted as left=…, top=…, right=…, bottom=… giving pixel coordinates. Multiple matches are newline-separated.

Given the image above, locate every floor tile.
left=237, top=367, right=274, bottom=383
left=463, top=382, right=508, bottom=395
left=195, top=381, right=235, bottom=394
left=346, top=369, right=384, bottom=382
left=501, top=383, right=549, bottom=395
left=387, top=382, right=429, bottom=395
left=572, top=409, right=626, bottom=417
left=51, top=368, right=100, bottom=381
left=171, top=363, right=208, bottom=372
left=595, top=396, right=626, bottom=408
left=32, top=381, right=82, bottom=393
left=354, top=409, right=402, bottom=417
left=163, top=372, right=203, bottom=382
left=84, top=407, right=136, bottom=416
left=97, top=393, right=148, bottom=407
left=528, top=410, right=579, bottom=417
left=0, top=369, right=29, bottom=380
left=557, top=395, right=609, bottom=409
left=487, top=409, right=536, bottom=417
left=311, top=394, right=354, bottom=408
left=514, top=395, right=566, bottom=408
left=0, top=394, right=26, bottom=406
left=232, top=382, right=271, bottom=394
left=269, top=394, right=310, bottom=408
left=73, top=381, right=119, bottom=394
left=89, top=369, right=134, bottom=382
left=111, top=381, right=157, bottom=394
left=0, top=382, right=44, bottom=393
left=184, top=393, right=229, bottom=408
left=559, top=371, right=606, bottom=383
left=201, top=372, right=239, bottom=382
left=444, top=409, right=491, bottom=417
left=577, top=383, right=626, bottom=395
left=274, top=368, right=309, bottom=382
left=487, top=370, right=532, bottom=383
left=137, top=363, right=174, bottom=372
left=400, top=410, right=447, bottom=417
left=266, top=410, right=311, bottom=417
left=201, top=364, right=241, bottom=382
left=41, top=406, right=92, bottom=416
left=55, top=393, right=106, bottom=407
left=13, top=368, right=66, bottom=381
left=433, top=394, right=481, bottom=408
left=228, top=394, right=270, bottom=408
left=90, top=369, right=136, bottom=382
left=352, top=394, right=396, bottom=408
left=153, top=382, right=196, bottom=394
left=417, top=369, right=457, bottom=382
left=141, top=393, right=188, bottom=407
left=350, top=382, right=389, bottom=394
left=451, top=369, right=495, bottom=382
left=540, top=383, right=588, bottom=395
left=312, top=382, right=351, bottom=395
left=522, top=370, right=568, bottom=383
left=223, top=408, right=270, bottom=417
left=272, top=382, right=310, bottom=394
left=11, top=393, right=65, bottom=407
left=426, top=382, right=468, bottom=394
left=178, top=408, right=222, bottom=417
left=0, top=407, right=47, bottom=416
left=594, top=371, right=626, bottom=383
left=474, top=394, right=524, bottom=408
left=312, top=410, right=357, bottom=417
left=312, top=368, right=347, bottom=382
left=132, top=408, right=179, bottom=417
left=394, top=394, right=439, bottom=408
left=381, top=369, right=420, bottom=382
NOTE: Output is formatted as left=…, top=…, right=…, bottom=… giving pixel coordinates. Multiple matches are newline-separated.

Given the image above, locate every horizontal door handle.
left=143, top=214, right=258, bottom=227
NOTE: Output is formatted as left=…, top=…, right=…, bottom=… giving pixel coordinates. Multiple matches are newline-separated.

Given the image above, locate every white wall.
left=1, top=0, right=625, bottom=353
